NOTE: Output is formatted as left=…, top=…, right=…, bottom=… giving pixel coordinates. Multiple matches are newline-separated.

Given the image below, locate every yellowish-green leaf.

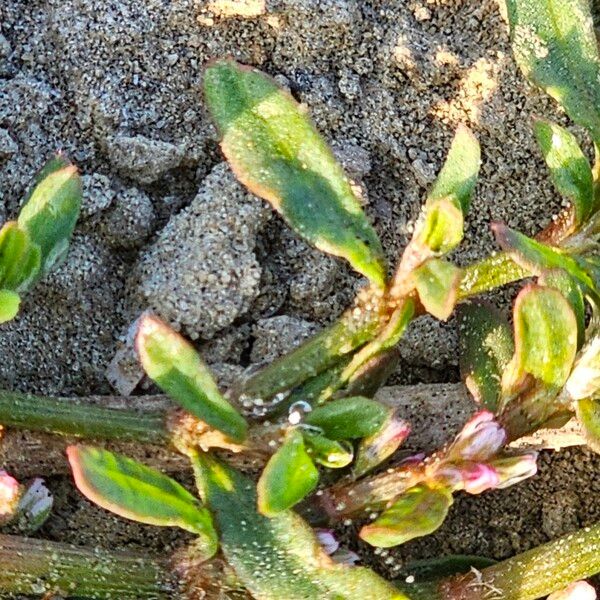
left=18, top=158, right=81, bottom=274
left=302, top=429, right=354, bottom=469
left=204, top=59, right=386, bottom=287
left=507, top=0, right=600, bottom=142
left=413, top=259, right=462, bottom=321
left=534, top=119, right=593, bottom=228
left=257, top=429, right=319, bottom=516
left=506, top=285, right=578, bottom=391
left=360, top=483, right=453, bottom=548
left=416, top=125, right=481, bottom=255
left=0, top=222, right=41, bottom=293
left=67, top=446, right=217, bottom=556
left=0, top=289, right=20, bottom=323
left=575, top=397, right=600, bottom=453
left=191, top=452, right=407, bottom=599
left=136, top=314, right=247, bottom=442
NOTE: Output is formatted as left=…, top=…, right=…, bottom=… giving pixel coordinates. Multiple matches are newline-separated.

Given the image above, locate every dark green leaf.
left=18, top=159, right=81, bottom=274
left=302, top=429, right=354, bottom=468
left=0, top=289, right=20, bottom=323
left=191, top=453, right=407, bottom=599
left=507, top=0, right=600, bottom=142
left=136, top=314, right=248, bottom=442
left=397, top=555, right=496, bottom=582
left=575, top=397, right=600, bottom=452
left=305, top=397, right=389, bottom=440
left=504, top=284, right=578, bottom=392
left=0, top=222, right=41, bottom=293
left=67, top=446, right=217, bottom=555
left=360, top=483, right=453, bottom=548
left=413, top=259, right=462, bottom=321
left=204, top=59, right=386, bottom=287
left=257, top=429, right=319, bottom=516
left=533, top=119, right=593, bottom=228
left=459, top=302, right=514, bottom=411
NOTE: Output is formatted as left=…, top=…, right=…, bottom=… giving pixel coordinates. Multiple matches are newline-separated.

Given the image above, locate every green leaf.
left=539, top=269, right=586, bottom=348
left=413, top=258, right=462, bottom=321
left=304, top=397, right=389, bottom=440
left=302, top=429, right=354, bottom=468
left=396, top=555, right=496, bottom=583
left=417, top=125, right=481, bottom=255
left=18, top=158, right=81, bottom=274
left=458, top=302, right=514, bottom=411
left=353, top=410, right=411, bottom=478
left=505, top=284, right=578, bottom=391
left=507, top=0, right=600, bottom=143
left=533, top=119, right=593, bottom=228
left=136, top=314, right=247, bottom=442
left=67, top=446, right=217, bottom=556
left=257, top=429, right=319, bottom=516
left=0, top=289, right=20, bottom=323
left=575, top=397, right=600, bottom=452
left=566, top=333, right=600, bottom=400
left=191, top=453, right=407, bottom=600
left=0, top=222, right=41, bottom=293
left=493, top=223, right=597, bottom=299
left=204, top=59, right=386, bottom=287
left=360, top=483, right=453, bottom=548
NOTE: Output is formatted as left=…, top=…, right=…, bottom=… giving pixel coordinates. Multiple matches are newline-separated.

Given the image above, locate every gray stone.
left=106, top=135, right=185, bottom=184
left=80, top=173, right=115, bottom=219
left=250, top=315, right=317, bottom=363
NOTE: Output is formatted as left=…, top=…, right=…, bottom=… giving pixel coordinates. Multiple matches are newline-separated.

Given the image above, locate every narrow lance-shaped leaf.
left=191, top=452, right=407, bottom=600
left=507, top=0, right=600, bottom=143
left=18, top=157, right=81, bottom=274
left=304, top=397, right=389, bottom=440
left=534, top=119, right=594, bottom=230
left=412, top=258, right=462, bottom=321
left=204, top=59, right=387, bottom=287
left=493, top=223, right=598, bottom=302
left=360, top=483, right=453, bottom=548
left=503, top=285, right=578, bottom=393
left=458, top=302, right=514, bottom=411
left=136, top=314, right=248, bottom=442
left=416, top=125, right=481, bottom=256
left=257, top=428, right=319, bottom=516
left=67, top=446, right=218, bottom=556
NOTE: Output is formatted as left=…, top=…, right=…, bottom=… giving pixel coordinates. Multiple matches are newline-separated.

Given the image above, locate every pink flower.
left=548, top=581, right=597, bottom=600
left=492, top=453, right=538, bottom=489
left=0, top=471, right=21, bottom=521
left=315, top=528, right=340, bottom=555
left=461, top=462, right=500, bottom=494
left=447, top=410, right=506, bottom=462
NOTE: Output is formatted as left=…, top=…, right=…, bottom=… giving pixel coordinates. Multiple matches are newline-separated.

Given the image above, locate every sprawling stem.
left=0, top=533, right=177, bottom=599
left=435, top=521, right=600, bottom=599
left=0, top=390, right=170, bottom=443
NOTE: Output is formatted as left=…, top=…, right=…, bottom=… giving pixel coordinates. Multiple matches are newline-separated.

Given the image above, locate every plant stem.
left=435, top=522, right=600, bottom=599
left=0, top=390, right=170, bottom=443
left=0, top=533, right=177, bottom=599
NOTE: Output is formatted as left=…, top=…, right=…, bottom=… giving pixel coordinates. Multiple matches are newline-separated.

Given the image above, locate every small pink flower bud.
left=461, top=462, right=500, bottom=494
left=548, top=581, right=597, bottom=600
left=492, top=453, right=538, bottom=489
left=315, top=528, right=340, bottom=555
left=447, top=410, right=506, bottom=462
left=0, top=471, right=21, bottom=522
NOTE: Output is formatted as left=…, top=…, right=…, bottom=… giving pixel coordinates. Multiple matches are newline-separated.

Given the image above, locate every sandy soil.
left=1, top=0, right=599, bottom=596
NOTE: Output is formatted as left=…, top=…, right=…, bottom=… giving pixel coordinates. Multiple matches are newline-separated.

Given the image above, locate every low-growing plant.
left=1, top=0, right=600, bottom=598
